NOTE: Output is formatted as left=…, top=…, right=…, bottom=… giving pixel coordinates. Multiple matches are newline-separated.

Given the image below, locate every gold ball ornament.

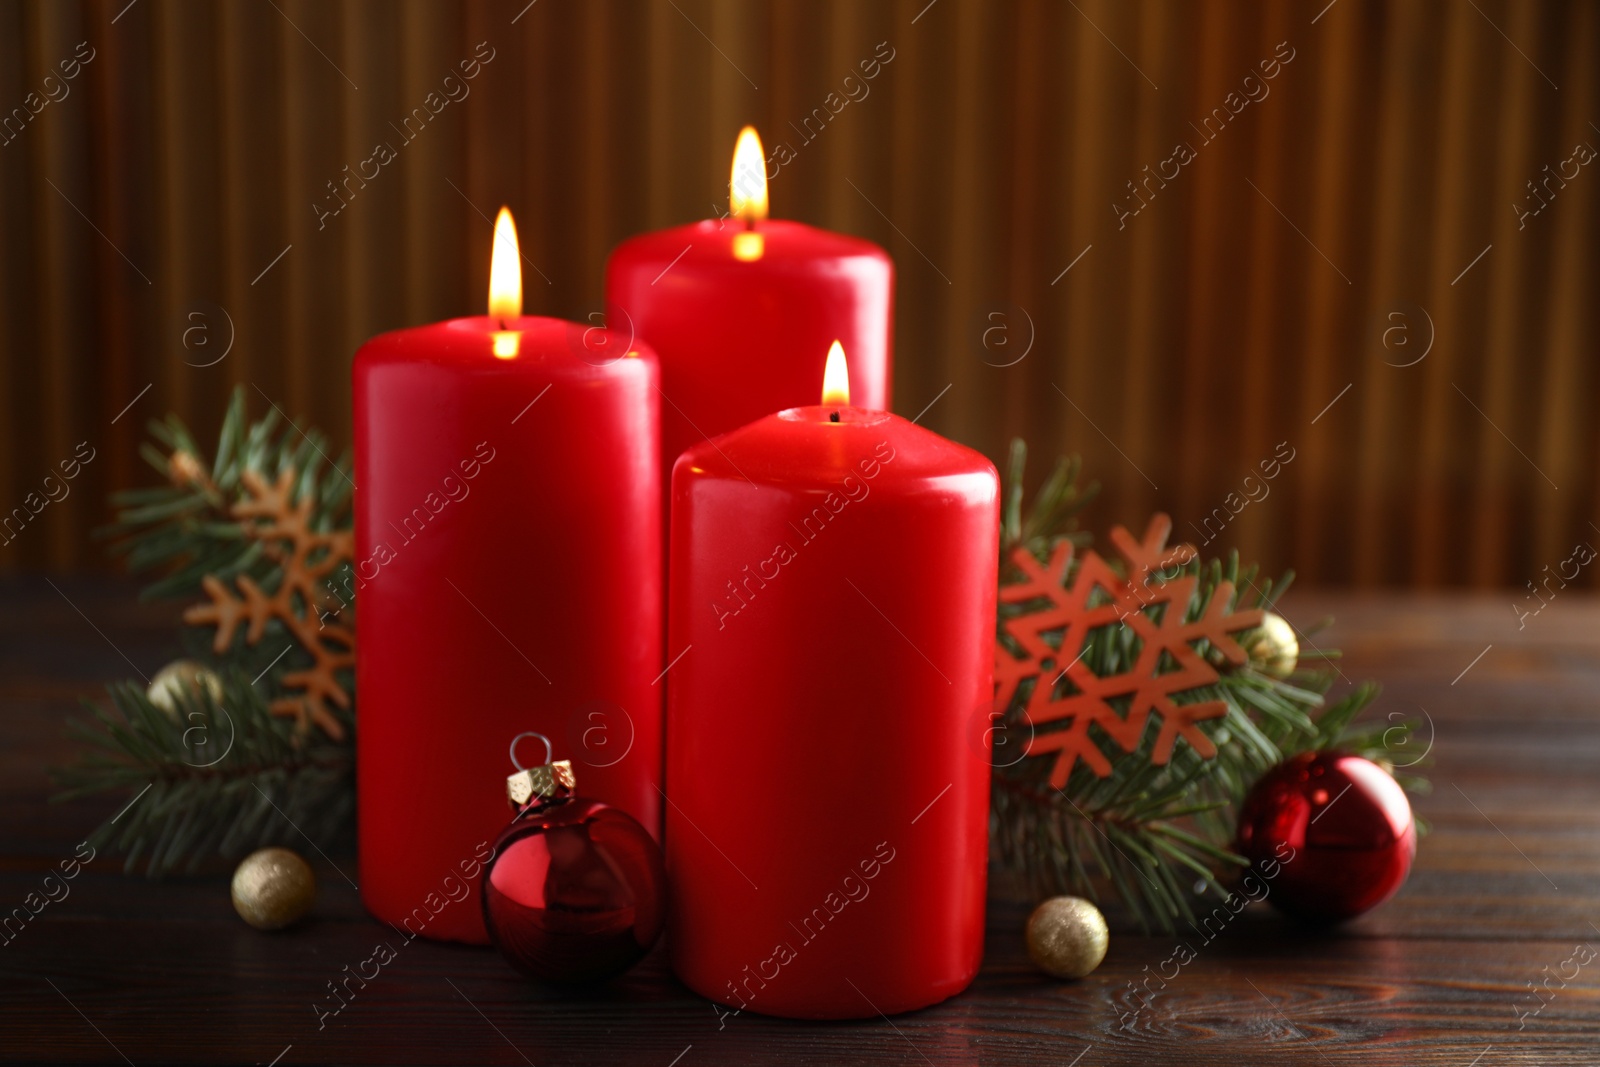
left=147, top=659, right=224, bottom=719
left=167, top=448, right=207, bottom=487
left=231, top=848, right=316, bottom=930
left=1246, top=612, right=1299, bottom=679
left=1025, top=895, right=1109, bottom=979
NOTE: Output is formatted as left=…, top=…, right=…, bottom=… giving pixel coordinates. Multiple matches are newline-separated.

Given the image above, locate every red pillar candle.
left=353, top=209, right=662, bottom=944
left=605, top=127, right=893, bottom=488
left=666, top=343, right=999, bottom=1018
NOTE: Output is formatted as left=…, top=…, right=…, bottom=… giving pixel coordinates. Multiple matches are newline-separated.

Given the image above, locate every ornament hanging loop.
left=504, top=729, right=576, bottom=811
left=509, top=731, right=553, bottom=772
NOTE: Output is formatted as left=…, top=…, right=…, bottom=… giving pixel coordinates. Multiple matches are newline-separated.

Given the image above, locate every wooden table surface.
left=3, top=576, right=1598, bottom=1066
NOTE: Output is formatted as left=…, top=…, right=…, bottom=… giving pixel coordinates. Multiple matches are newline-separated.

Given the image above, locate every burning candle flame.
left=488, top=206, right=522, bottom=324
left=729, top=126, right=768, bottom=225
left=821, top=340, right=850, bottom=408
left=488, top=207, right=522, bottom=358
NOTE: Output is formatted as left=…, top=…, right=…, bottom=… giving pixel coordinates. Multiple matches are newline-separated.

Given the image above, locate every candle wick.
left=743, top=216, right=756, bottom=233
left=829, top=411, right=840, bottom=423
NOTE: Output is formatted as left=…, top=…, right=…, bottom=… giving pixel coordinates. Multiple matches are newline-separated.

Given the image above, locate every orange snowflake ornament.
left=994, top=515, right=1263, bottom=784
left=184, top=468, right=354, bottom=740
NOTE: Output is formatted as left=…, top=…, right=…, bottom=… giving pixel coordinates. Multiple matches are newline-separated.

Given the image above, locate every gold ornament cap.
left=506, top=731, right=576, bottom=810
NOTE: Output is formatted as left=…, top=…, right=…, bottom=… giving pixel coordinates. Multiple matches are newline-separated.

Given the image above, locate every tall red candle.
left=605, top=127, right=893, bottom=488
left=353, top=210, right=661, bottom=944
left=666, top=344, right=998, bottom=1018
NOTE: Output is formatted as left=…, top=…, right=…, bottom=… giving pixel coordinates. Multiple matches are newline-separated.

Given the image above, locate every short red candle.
left=605, top=128, right=893, bottom=487
left=665, top=351, right=998, bottom=1018
left=353, top=212, right=662, bottom=944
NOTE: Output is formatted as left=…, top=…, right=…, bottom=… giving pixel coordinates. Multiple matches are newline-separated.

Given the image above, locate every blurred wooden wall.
left=1, top=0, right=1596, bottom=587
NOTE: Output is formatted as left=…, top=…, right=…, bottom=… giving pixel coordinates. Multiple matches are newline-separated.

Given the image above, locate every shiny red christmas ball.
left=1236, top=751, right=1416, bottom=922
left=482, top=797, right=667, bottom=983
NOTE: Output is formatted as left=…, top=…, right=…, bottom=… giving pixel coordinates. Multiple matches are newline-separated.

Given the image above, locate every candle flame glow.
left=732, top=231, right=764, bottom=262
left=729, top=126, right=768, bottom=224
left=821, top=340, right=850, bottom=407
left=488, top=206, right=522, bottom=324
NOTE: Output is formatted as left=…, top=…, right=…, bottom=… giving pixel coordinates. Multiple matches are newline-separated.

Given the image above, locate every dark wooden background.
left=4, top=578, right=1599, bottom=1064
left=2, top=0, right=1598, bottom=586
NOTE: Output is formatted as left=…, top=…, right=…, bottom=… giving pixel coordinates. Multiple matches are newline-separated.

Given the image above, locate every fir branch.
left=102, top=385, right=354, bottom=604
left=991, top=440, right=1429, bottom=932
left=54, top=674, right=353, bottom=876
left=57, top=386, right=358, bottom=875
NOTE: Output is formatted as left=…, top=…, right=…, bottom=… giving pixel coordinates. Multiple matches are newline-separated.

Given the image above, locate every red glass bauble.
left=1236, top=751, right=1416, bottom=922
left=482, top=796, right=667, bottom=983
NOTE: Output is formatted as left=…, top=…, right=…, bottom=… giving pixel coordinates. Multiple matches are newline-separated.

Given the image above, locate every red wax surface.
left=666, top=405, right=999, bottom=1018
left=605, top=218, right=892, bottom=487
left=353, top=316, right=661, bottom=944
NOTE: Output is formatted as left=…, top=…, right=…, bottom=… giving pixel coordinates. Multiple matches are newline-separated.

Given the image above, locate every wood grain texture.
left=0, top=0, right=1596, bottom=586
left=2, top=579, right=1599, bottom=1064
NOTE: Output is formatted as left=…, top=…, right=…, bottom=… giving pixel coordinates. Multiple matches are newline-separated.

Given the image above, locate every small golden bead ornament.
left=231, top=847, right=316, bottom=930
left=146, top=659, right=224, bottom=719
left=1025, top=895, right=1109, bottom=979
left=1246, top=612, right=1299, bottom=679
